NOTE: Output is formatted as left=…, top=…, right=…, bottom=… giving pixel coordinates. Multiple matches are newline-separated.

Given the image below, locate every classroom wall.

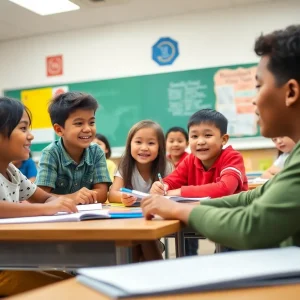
left=0, top=0, right=298, bottom=170
left=0, top=0, right=299, bottom=92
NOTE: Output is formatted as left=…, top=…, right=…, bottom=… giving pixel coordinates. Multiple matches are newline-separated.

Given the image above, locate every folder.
left=77, top=247, right=300, bottom=298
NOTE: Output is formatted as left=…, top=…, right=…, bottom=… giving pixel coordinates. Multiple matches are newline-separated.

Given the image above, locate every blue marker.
left=120, top=188, right=149, bottom=199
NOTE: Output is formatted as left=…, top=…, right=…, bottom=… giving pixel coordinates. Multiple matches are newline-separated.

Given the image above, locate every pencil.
left=158, top=173, right=166, bottom=196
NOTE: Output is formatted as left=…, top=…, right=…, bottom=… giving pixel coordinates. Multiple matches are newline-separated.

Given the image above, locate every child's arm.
left=180, top=174, right=240, bottom=198
left=261, top=164, right=281, bottom=179
left=38, top=186, right=98, bottom=204
left=150, top=159, right=188, bottom=195
left=108, top=177, right=137, bottom=206
left=179, top=152, right=245, bottom=198
left=0, top=193, right=77, bottom=218
left=91, top=183, right=109, bottom=203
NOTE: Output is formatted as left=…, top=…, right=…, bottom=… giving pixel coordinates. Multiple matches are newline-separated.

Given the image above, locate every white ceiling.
left=0, top=0, right=275, bottom=42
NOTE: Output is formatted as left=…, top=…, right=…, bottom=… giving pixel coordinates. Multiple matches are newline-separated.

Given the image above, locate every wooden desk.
left=7, top=278, right=300, bottom=300
left=248, top=183, right=263, bottom=190
left=0, top=219, right=181, bottom=269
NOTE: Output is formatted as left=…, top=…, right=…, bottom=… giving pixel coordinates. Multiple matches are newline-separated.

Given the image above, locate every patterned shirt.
left=0, top=163, right=37, bottom=202
left=36, top=138, right=111, bottom=194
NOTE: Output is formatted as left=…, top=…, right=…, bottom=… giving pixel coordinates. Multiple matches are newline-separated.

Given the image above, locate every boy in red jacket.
left=151, top=109, right=248, bottom=198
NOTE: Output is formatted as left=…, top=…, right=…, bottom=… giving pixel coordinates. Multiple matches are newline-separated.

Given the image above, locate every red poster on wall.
left=46, top=55, right=63, bottom=77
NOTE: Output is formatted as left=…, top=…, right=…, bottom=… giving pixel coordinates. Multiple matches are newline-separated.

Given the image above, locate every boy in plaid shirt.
left=36, top=92, right=111, bottom=203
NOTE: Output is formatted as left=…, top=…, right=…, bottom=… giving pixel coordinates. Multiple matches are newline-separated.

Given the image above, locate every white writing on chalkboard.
left=167, top=80, right=209, bottom=116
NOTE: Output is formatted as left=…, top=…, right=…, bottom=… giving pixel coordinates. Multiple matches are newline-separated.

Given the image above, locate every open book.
left=0, top=210, right=110, bottom=224
left=120, top=188, right=209, bottom=203
left=0, top=204, right=143, bottom=224
left=77, top=247, right=300, bottom=299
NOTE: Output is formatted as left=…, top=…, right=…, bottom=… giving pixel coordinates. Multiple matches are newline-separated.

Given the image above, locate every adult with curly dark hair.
left=141, top=24, right=300, bottom=250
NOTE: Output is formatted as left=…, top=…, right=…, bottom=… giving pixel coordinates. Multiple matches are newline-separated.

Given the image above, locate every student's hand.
left=121, top=193, right=137, bottom=207
left=141, top=195, right=194, bottom=223
left=150, top=181, right=169, bottom=195
left=141, top=195, right=181, bottom=220
left=73, top=187, right=98, bottom=204
left=43, top=197, right=78, bottom=215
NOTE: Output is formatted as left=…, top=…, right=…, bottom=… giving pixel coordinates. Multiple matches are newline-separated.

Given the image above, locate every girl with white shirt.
left=108, top=120, right=172, bottom=262
left=261, top=136, right=295, bottom=179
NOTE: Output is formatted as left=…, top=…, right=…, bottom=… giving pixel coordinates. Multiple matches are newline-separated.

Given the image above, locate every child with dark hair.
left=166, top=126, right=198, bottom=255
left=142, top=24, right=300, bottom=250
left=94, top=133, right=117, bottom=181
left=151, top=109, right=248, bottom=199
left=0, top=97, right=77, bottom=296
left=108, top=120, right=173, bottom=261
left=109, top=120, right=172, bottom=206
left=36, top=92, right=111, bottom=203
left=165, top=126, right=189, bottom=168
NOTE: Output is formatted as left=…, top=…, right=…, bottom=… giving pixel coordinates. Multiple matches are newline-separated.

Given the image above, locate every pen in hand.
left=158, top=173, right=167, bottom=196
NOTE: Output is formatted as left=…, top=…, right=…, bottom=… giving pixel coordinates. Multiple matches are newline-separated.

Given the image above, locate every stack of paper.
left=77, top=247, right=300, bottom=298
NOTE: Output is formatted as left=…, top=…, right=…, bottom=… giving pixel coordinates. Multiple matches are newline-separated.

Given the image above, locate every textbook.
left=77, top=247, right=300, bottom=299
left=0, top=204, right=143, bottom=224
left=0, top=210, right=110, bottom=224
left=120, top=188, right=209, bottom=203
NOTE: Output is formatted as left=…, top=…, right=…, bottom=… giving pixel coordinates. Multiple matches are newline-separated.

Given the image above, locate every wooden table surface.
left=7, top=278, right=300, bottom=300
left=0, top=219, right=181, bottom=241
left=248, top=183, right=263, bottom=190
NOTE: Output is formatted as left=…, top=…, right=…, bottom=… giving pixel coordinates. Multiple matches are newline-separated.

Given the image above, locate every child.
left=108, top=120, right=172, bottom=261
left=150, top=109, right=248, bottom=199
left=166, top=126, right=189, bottom=168
left=93, top=133, right=117, bottom=181
left=36, top=92, right=111, bottom=203
left=12, top=154, right=37, bottom=182
left=141, top=24, right=300, bottom=250
left=166, top=126, right=198, bottom=255
left=0, top=97, right=77, bottom=296
left=108, top=120, right=173, bottom=206
left=261, top=136, right=295, bottom=179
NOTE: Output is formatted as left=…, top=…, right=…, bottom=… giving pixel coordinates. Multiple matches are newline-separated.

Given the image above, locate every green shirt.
left=36, top=138, right=111, bottom=194
left=188, top=141, right=300, bottom=250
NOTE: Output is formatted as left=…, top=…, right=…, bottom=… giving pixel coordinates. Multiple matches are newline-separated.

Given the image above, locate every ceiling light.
left=9, top=0, right=80, bottom=16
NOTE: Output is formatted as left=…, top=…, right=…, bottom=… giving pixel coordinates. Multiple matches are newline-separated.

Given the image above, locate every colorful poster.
left=21, top=88, right=54, bottom=143
left=214, top=67, right=257, bottom=136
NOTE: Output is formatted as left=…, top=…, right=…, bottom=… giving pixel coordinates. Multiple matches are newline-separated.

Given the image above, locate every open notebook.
left=120, top=188, right=209, bottom=203
left=77, top=247, right=300, bottom=299
left=0, top=204, right=143, bottom=224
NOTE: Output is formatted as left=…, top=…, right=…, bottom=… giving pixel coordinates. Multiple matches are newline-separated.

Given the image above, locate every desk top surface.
left=248, top=183, right=264, bottom=190
left=0, top=218, right=181, bottom=241
left=7, top=278, right=300, bottom=300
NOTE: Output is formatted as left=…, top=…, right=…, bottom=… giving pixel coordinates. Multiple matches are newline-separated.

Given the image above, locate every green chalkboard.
left=4, top=62, right=258, bottom=152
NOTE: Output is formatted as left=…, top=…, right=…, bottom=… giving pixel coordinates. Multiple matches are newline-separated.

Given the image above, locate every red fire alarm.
left=46, top=55, right=63, bottom=77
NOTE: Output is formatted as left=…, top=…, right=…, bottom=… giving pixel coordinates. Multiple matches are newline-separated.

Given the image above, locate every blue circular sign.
left=152, top=37, right=179, bottom=66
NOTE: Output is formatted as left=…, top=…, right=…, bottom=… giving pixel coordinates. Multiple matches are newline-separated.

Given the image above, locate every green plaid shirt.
left=36, top=138, right=111, bottom=194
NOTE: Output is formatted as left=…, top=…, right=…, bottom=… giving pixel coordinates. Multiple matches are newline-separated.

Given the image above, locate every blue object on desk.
left=109, top=212, right=143, bottom=219
left=120, top=188, right=148, bottom=199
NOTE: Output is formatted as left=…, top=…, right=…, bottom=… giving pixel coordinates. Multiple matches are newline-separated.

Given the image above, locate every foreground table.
left=0, top=219, right=181, bottom=269
left=7, top=278, right=300, bottom=300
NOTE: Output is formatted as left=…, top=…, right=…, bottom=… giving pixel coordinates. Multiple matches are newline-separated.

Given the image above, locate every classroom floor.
left=164, top=238, right=215, bottom=259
